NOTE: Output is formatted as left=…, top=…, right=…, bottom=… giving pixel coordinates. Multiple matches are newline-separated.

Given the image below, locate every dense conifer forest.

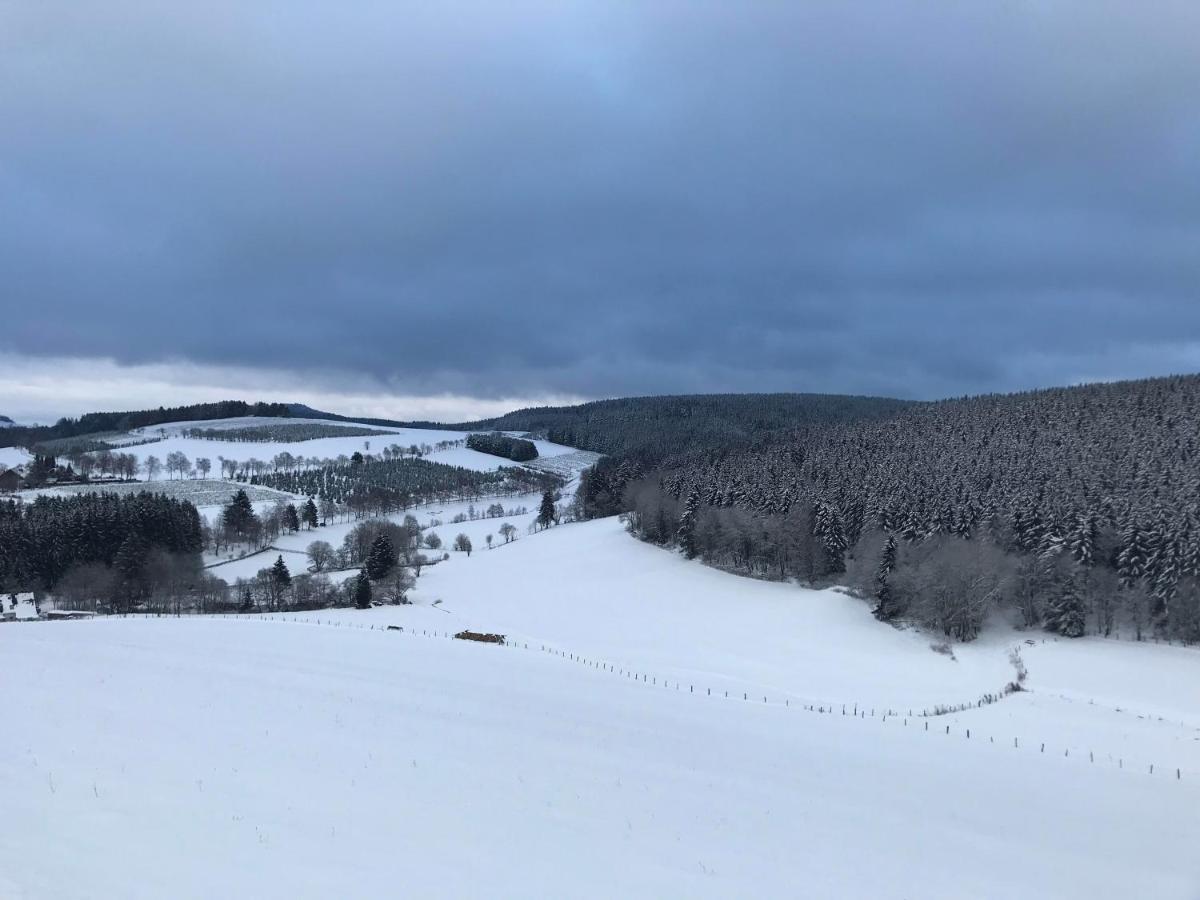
left=465, top=432, right=539, bottom=462
left=462, top=393, right=912, bottom=461
left=0, top=492, right=203, bottom=594
left=552, top=376, right=1200, bottom=643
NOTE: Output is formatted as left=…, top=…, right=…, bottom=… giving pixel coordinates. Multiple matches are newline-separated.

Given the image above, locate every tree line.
left=0, top=492, right=203, bottom=601
left=614, top=376, right=1200, bottom=644
left=181, top=423, right=393, bottom=443
left=1, top=487, right=432, bottom=616
left=1, top=400, right=290, bottom=450
left=250, top=456, right=559, bottom=518
left=459, top=392, right=910, bottom=463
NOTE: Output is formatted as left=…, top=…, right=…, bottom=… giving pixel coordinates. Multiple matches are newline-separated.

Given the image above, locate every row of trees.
left=2, top=400, right=290, bottom=450
left=630, top=484, right=1189, bottom=643
left=19, top=451, right=213, bottom=485
left=251, top=456, right=559, bottom=519
left=181, top=424, right=392, bottom=443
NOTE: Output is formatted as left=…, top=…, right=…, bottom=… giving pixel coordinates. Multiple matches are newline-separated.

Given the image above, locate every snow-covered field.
left=24, top=478, right=295, bottom=510
left=203, top=489, right=545, bottom=583
left=3, top=516, right=1198, bottom=898
left=0, top=446, right=31, bottom=470
left=5, top=417, right=581, bottom=482
left=114, top=417, right=579, bottom=474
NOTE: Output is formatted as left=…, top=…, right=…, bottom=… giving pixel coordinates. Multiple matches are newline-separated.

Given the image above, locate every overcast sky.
left=3, top=1, right=1199, bottom=422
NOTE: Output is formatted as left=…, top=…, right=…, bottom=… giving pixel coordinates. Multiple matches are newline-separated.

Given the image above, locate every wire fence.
left=108, top=609, right=1193, bottom=786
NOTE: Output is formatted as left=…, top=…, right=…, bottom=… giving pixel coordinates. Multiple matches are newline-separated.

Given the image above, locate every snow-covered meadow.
left=3, top=511, right=1199, bottom=898
left=115, top=417, right=579, bottom=476
left=25, top=478, right=295, bottom=511
left=0, top=445, right=31, bottom=471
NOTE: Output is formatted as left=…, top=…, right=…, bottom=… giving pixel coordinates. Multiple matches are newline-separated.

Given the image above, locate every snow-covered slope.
left=2, top=614, right=1196, bottom=900
left=307, top=516, right=1200, bottom=778
left=112, top=417, right=581, bottom=474
left=0, top=446, right=31, bottom=470
left=4, top=515, right=1198, bottom=898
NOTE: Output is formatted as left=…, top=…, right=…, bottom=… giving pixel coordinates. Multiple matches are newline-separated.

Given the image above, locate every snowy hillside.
left=3, top=511, right=1198, bottom=898
left=115, top=417, right=580, bottom=474
left=11, top=419, right=594, bottom=522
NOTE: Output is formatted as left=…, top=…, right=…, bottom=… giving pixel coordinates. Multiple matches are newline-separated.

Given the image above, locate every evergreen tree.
left=1067, top=512, right=1099, bottom=567
left=537, top=490, right=557, bottom=529
left=1044, top=573, right=1087, bottom=638
left=1117, top=522, right=1148, bottom=588
left=113, top=533, right=148, bottom=612
left=114, top=533, right=147, bottom=583
left=282, top=504, right=300, bottom=534
left=353, top=570, right=372, bottom=609
left=301, top=498, right=319, bottom=529
left=813, top=501, right=847, bottom=575
left=270, top=554, right=291, bottom=587
left=222, top=489, right=259, bottom=541
left=677, top=489, right=700, bottom=559
left=365, top=534, right=398, bottom=580
left=872, top=535, right=899, bottom=621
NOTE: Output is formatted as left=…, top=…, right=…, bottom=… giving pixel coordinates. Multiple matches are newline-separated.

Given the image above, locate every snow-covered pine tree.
left=537, top=490, right=557, bottom=530
left=270, top=554, right=291, bottom=586
left=222, top=489, right=259, bottom=542
left=353, top=570, right=372, bottom=609
left=1067, top=511, right=1099, bottom=567
left=302, top=498, right=319, bottom=529
left=872, top=535, right=899, bottom=621
left=677, top=489, right=700, bottom=559
left=1117, top=520, right=1148, bottom=588
left=813, top=501, right=847, bottom=575
left=1044, top=572, right=1087, bottom=638
left=365, top=534, right=397, bottom=580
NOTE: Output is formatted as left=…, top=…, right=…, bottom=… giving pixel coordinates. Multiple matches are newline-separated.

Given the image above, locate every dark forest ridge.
left=5, top=372, right=1199, bottom=461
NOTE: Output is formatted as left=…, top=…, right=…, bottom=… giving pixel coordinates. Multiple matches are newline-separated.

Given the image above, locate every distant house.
left=0, top=468, right=21, bottom=492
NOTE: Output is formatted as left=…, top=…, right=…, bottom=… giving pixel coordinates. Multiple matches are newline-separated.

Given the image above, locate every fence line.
left=112, top=610, right=1190, bottom=785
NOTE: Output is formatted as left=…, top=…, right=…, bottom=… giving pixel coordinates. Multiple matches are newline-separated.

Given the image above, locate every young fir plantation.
left=2, top=385, right=1199, bottom=898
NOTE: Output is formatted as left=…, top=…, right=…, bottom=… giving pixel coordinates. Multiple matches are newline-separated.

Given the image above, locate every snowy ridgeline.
left=3, top=515, right=1199, bottom=899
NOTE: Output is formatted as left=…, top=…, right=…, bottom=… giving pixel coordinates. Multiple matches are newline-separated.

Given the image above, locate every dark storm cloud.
left=3, top=0, right=1200, bottom=405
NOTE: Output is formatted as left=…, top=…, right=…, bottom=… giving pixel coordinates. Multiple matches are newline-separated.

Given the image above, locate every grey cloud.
left=2, top=1, right=1199, bottom=408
